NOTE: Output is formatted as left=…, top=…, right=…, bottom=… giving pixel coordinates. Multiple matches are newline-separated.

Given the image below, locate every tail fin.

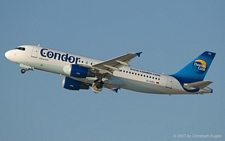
left=171, top=51, right=216, bottom=83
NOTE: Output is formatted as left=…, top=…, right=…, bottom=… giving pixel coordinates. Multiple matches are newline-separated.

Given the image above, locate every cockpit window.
left=15, top=47, right=25, bottom=51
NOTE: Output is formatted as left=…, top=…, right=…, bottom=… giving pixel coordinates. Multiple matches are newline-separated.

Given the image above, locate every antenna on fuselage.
left=38, top=44, right=40, bottom=47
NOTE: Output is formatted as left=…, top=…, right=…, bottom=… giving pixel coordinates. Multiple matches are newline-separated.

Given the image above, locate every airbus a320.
left=5, top=45, right=216, bottom=95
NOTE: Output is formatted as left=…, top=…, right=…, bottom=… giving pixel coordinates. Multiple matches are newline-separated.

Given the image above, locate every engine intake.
left=62, top=77, right=89, bottom=90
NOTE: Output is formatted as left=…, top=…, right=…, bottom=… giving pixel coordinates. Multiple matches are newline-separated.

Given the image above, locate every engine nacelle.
left=63, top=64, right=89, bottom=78
left=62, top=77, right=89, bottom=90
left=92, top=80, right=104, bottom=93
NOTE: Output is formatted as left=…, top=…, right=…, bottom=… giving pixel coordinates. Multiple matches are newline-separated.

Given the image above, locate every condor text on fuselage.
left=40, top=48, right=80, bottom=64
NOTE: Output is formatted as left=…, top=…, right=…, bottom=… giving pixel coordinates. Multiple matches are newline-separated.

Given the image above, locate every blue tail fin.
left=171, top=51, right=216, bottom=83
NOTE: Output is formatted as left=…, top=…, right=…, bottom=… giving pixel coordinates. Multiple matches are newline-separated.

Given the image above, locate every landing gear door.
left=31, top=46, right=39, bottom=58
left=166, top=76, right=173, bottom=89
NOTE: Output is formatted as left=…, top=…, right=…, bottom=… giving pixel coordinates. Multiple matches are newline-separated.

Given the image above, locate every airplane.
left=5, top=45, right=216, bottom=95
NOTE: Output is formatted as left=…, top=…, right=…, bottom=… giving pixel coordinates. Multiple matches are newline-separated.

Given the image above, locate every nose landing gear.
left=21, top=69, right=26, bottom=74
left=19, top=64, right=34, bottom=74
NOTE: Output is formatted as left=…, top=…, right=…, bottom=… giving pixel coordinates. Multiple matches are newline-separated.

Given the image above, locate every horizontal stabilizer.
left=184, top=80, right=212, bottom=90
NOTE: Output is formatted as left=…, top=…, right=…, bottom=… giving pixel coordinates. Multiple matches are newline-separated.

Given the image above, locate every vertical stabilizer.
left=171, top=51, right=216, bottom=83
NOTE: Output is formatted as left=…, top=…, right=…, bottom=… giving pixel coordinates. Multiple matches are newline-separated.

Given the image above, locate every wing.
left=91, top=52, right=142, bottom=74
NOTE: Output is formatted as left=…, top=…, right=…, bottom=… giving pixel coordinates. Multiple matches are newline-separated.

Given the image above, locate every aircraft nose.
left=5, top=51, right=10, bottom=59
left=5, top=50, right=13, bottom=61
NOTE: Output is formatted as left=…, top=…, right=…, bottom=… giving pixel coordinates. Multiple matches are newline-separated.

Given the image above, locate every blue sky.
left=1, top=0, right=224, bottom=141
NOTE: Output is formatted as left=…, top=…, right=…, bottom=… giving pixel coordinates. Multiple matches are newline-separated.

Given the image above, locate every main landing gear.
left=92, top=79, right=104, bottom=93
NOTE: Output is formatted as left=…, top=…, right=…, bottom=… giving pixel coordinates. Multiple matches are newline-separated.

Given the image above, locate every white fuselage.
left=5, top=45, right=212, bottom=94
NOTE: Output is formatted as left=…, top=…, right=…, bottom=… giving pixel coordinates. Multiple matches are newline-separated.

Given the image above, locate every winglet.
left=136, top=52, right=142, bottom=57
left=113, top=88, right=120, bottom=93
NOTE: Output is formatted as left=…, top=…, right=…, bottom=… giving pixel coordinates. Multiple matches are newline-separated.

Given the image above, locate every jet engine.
left=92, top=80, right=104, bottom=93
left=62, top=77, right=89, bottom=90
left=63, top=64, right=93, bottom=78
